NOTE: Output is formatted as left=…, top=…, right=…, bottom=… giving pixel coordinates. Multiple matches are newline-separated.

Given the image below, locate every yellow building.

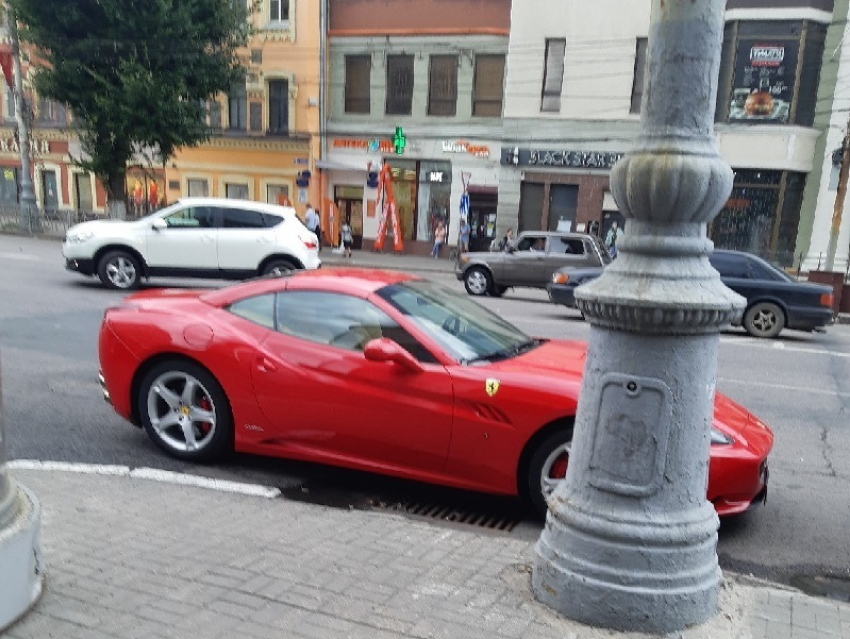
left=167, top=1, right=321, bottom=223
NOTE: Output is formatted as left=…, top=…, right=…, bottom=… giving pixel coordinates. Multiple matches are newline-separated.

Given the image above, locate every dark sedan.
left=547, top=249, right=834, bottom=338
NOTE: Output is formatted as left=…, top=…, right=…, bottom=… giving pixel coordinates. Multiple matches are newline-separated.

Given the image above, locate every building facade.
left=166, top=0, right=322, bottom=223
left=323, top=0, right=511, bottom=254
left=500, top=0, right=838, bottom=270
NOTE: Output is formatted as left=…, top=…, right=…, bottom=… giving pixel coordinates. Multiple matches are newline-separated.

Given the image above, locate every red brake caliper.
left=550, top=453, right=569, bottom=479
left=197, top=397, right=213, bottom=435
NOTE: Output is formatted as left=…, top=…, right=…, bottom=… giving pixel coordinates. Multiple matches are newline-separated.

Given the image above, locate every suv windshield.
left=376, top=280, right=539, bottom=365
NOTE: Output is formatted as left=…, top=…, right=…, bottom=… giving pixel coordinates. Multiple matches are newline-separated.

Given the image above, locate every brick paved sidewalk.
left=5, top=469, right=849, bottom=639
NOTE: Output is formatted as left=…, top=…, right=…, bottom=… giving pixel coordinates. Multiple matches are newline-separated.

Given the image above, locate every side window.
left=221, top=207, right=266, bottom=229
left=227, top=294, right=275, bottom=329
left=262, top=213, right=284, bottom=228
left=549, top=237, right=585, bottom=255
left=710, top=254, right=749, bottom=279
left=516, top=236, right=547, bottom=252
left=746, top=258, right=774, bottom=281
left=275, top=292, right=437, bottom=361
left=163, top=206, right=216, bottom=229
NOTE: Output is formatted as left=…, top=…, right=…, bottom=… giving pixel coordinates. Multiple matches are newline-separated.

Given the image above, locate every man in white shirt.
left=305, top=204, right=321, bottom=250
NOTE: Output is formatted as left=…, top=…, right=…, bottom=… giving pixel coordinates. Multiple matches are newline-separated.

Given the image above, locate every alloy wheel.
left=105, top=256, right=137, bottom=289
left=465, top=269, right=489, bottom=295
left=539, top=441, right=572, bottom=500
left=146, top=371, right=217, bottom=453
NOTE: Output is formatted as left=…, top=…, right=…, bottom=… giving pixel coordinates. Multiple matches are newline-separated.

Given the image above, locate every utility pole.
left=532, top=0, right=745, bottom=634
left=7, top=5, right=39, bottom=233
left=0, top=356, right=44, bottom=632
left=825, top=122, right=850, bottom=271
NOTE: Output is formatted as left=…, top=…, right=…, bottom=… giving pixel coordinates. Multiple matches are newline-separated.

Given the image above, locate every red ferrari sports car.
left=98, top=268, right=773, bottom=517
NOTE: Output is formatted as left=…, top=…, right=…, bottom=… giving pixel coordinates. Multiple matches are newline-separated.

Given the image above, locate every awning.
left=315, top=159, right=369, bottom=172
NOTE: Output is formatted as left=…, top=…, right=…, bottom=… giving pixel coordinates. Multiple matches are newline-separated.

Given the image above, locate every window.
left=75, top=174, right=93, bottom=210
left=38, top=99, right=67, bottom=126
left=228, top=82, right=247, bottom=130
left=270, top=0, right=289, bottom=22
left=268, top=80, right=288, bottom=134
left=630, top=38, right=648, bottom=115
left=472, top=55, right=505, bottom=117
left=428, top=55, right=458, bottom=116
left=541, top=38, right=566, bottom=112
left=267, top=184, right=289, bottom=205
left=225, top=183, right=249, bottom=199
left=4, top=84, right=16, bottom=121
left=345, top=55, right=371, bottom=114
left=0, top=167, right=18, bottom=203
left=275, top=292, right=428, bottom=359
left=716, top=20, right=827, bottom=127
left=549, top=237, right=585, bottom=255
left=385, top=55, right=414, bottom=116
left=709, top=254, right=751, bottom=279
left=516, top=235, right=548, bottom=252
left=221, top=207, right=266, bottom=228
left=187, top=179, right=209, bottom=197
left=163, top=206, right=216, bottom=228
left=228, top=294, right=276, bottom=330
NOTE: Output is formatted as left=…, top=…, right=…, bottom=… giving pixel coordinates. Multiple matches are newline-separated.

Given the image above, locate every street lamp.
left=531, top=0, right=746, bottom=634
left=0, top=355, right=43, bottom=632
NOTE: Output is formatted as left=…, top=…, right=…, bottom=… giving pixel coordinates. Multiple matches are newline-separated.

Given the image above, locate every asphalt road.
left=1, top=234, right=848, bottom=593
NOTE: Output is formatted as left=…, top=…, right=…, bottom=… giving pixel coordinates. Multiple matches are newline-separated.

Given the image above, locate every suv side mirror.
left=363, top=338, right=423, bottom=373
left=152, top=218, right=167, bottom=231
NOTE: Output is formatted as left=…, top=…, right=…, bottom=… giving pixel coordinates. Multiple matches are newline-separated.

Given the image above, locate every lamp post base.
left=0, top=483, right=44, bottom=634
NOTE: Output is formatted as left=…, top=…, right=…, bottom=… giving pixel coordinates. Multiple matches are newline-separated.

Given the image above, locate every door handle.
left=256, top=357, right=277, bottom=373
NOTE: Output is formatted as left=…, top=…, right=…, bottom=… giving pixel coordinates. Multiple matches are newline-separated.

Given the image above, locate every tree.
left=8, top=0, right=248, bottom=217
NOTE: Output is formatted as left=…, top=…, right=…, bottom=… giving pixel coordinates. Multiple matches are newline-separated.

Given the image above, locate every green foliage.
left=9, top=0, right=249, bottom=198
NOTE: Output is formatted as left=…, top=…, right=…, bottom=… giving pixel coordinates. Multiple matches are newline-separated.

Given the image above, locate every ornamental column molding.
left=531, top=0, right=746, bottom=634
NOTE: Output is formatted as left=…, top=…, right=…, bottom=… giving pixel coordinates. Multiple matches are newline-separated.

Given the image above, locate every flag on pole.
left=459, top=192, right=469, bottom=221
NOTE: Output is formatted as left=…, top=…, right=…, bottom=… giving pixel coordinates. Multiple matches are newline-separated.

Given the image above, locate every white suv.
left=62, top=198, right=321, bottom=289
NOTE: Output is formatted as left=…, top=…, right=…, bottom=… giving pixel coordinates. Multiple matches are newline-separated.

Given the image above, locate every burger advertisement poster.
left=729, top=40, right=798, bottom=123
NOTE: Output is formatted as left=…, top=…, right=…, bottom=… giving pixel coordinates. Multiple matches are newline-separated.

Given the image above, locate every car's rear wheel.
left=98, top=250, right=141, bottom=290
left=743, top=302, right=785, bottom=339
left=463, top=266, right=492, bottom=296
left=261, top=257, right=298, bottom=277
left=138, top=360, right=232, bottom=461
left=525, top=427, right=574, bottom=518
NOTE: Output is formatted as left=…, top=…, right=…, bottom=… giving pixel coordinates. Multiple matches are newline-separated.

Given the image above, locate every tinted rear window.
left=263, top=213, right=284, bottom=228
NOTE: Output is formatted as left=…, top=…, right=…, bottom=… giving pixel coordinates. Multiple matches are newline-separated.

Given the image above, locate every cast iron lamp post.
left=532, top=0, right=746, bottom=633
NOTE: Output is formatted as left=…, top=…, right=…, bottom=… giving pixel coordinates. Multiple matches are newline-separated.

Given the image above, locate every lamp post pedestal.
left=0, top=357, right=43, bottom=633
left=531, top=0, right=746, bottom=633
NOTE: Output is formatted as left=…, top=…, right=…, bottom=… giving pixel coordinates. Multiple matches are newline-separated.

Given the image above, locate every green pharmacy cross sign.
left=393, top=127, right=406, bottom=155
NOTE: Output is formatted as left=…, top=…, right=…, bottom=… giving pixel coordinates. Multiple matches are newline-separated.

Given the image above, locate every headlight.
left=552, top=272, right=569, bottom=284
left=67, top=231, right=95, bottom=243
left=710, top=428, right=733, bottom=445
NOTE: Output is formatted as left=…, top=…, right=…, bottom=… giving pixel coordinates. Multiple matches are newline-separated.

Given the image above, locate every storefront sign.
left=501, top=147, right=624, bottom=169
left=0, top=138, right=50, bottom=155
left=442, top=140, right=490, bottom=159
left=332, top=138, right=394, bottom=153
left=728, top=40, right=798, bottom=123
left=429, top=171, right=444, bottom=183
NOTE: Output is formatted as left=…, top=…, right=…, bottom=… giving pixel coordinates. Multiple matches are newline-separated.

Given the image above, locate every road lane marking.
left=8, top=460, right=281, bottom=498
left=0, top=252, right=39, bottom=262
left=717, top=378, right=850, bottom=398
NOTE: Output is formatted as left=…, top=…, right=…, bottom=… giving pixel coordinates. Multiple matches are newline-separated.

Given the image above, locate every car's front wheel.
left=98, top=250, right=141, bottom=290
left=743, top=302, right=785, bottom=339
left=463, top=266, right=492, bottom=296
left=138, top=360, right=232, bottom=461
left=525, top=427, right=574, bottom=518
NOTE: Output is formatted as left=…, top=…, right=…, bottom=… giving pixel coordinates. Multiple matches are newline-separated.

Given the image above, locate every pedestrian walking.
left=305, top=204, right=321, bottom=250
left=341, top=218, right=354, bottom=258
left=431, top=221, right=446, bottom=259
left=605, top=221, right=620, bottom=258
left=459, top=218, right=471, bottom=253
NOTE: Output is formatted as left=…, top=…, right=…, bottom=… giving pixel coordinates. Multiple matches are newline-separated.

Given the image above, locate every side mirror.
left=152, top=218, right=167, bottom=231
left=363, top=338, right=423, bottom=373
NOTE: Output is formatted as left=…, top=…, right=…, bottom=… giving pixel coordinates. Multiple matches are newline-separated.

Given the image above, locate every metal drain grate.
left=400, top=501, right=522, bottom=532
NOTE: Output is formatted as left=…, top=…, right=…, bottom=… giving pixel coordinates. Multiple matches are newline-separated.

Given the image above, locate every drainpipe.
left=318, top=0, right=329, bottom=242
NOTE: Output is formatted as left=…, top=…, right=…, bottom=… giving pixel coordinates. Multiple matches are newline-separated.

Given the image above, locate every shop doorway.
left=518, top=182, right=545, bottom=232
left=548, top=184, right=578, bottom=232
left=335, top=185, right=364, bottom=249
left=468, top=188, right=498, bottom=252
left=41, top=170, right=59, bottom=212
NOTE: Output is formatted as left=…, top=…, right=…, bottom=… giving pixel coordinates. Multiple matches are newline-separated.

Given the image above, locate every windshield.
left=375, top=280, right=539, bottom=365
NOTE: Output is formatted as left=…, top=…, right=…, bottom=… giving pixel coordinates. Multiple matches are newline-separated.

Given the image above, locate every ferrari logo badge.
left=485, top=378, right=500, bottom=397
